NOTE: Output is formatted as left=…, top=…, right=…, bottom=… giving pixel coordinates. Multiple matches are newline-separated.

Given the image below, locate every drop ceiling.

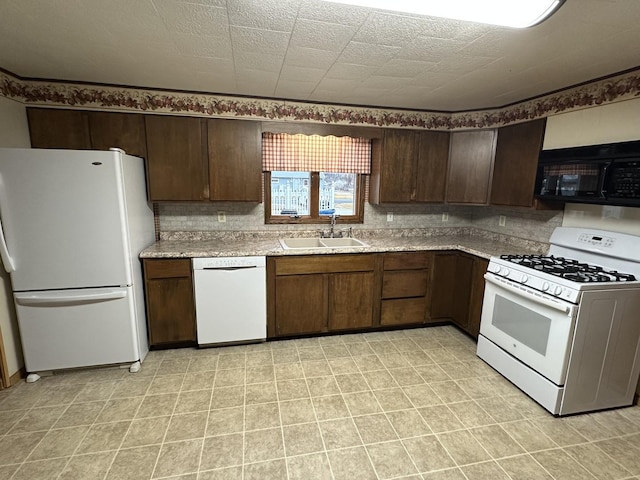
left=0, top=0, right=638, bottom=112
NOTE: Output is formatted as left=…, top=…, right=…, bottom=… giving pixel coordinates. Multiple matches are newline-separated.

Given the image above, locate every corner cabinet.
left=490, top=118, right=546, bottom=207
left=371, top=129, right=449, bottom=204
left=267, top=255, right=381, bottom=337
left=446, top=130, right=497, bottom=204
left=143, top=259, right=197, bottom=347
left=429, top=251, right=488, bottom=339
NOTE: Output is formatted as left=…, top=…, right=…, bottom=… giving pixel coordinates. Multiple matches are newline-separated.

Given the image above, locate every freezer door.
left=0, top=149, right=133, bottom=291
left=14, top=286, right=139, bottom=372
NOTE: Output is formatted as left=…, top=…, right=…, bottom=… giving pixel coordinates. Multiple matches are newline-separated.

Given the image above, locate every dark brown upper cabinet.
left=28, top=108, right=148, bottom=158
left=28, top=108, right=91, bottom=150
left=88, top=111, right=147, bottom=159
left=370, top=129, right=449, bottom=204
left=207, top=119, right=262, bottom=202
left=144, top=115, right=209, bottom=201
left=490, top=118, right=546, bottom=207
left=446, top=130, right=497, bottom=205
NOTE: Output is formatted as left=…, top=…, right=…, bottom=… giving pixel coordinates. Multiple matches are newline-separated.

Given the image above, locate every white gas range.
left=477, top=227, right=640, bottom=416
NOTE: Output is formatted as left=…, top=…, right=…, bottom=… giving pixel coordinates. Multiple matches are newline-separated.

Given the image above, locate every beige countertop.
left=140, top=231, right=548, bottom=260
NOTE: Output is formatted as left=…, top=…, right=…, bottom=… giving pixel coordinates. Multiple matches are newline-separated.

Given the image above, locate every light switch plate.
left=442, top=212, right=449, bottom=222
left=387, top=212, right=393, bottom=222
left=218, top=211, right=226, bottom=223
left=499, top=215, right=506, bottom=227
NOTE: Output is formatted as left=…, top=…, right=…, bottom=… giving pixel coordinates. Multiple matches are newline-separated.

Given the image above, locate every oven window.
left=492, top=296, right=551, bottom=355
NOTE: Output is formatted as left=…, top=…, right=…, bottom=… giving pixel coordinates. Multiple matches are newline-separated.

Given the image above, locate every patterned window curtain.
left=262, top=133, right=371, bottom=174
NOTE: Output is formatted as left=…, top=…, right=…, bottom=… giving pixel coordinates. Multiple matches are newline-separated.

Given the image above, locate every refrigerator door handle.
left=0, top=174, right=15, bottom=273
left=15, top=290, right=127, bottom=306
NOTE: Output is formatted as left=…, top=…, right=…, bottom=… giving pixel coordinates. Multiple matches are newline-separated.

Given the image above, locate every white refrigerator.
left=0, top=148, right=155, bottom=382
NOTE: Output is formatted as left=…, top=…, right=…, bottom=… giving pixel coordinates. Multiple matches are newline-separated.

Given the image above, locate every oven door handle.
left=484, top=274, right=572, bottom=314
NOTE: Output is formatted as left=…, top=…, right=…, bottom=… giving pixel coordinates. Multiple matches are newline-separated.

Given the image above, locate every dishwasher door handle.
left=201, top=266, right=260, bottom=271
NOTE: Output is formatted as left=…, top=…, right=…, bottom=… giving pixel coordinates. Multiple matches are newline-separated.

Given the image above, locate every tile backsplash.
left=157, top=201, right=562, bottom=245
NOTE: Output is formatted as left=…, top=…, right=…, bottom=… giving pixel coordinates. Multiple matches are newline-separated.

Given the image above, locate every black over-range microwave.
left=535, top=140, right=640, bottom=206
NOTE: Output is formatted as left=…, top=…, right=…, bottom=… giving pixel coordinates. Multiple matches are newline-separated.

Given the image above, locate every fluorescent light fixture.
left=319, top=0, right=565, bottom=28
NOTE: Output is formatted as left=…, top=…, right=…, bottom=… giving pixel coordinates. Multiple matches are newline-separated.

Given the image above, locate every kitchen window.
left=263, top=133, right=370, bottom=224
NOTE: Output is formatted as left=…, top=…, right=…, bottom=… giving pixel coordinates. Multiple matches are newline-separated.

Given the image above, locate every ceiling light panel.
left=319, top=0, right=565, bottom=28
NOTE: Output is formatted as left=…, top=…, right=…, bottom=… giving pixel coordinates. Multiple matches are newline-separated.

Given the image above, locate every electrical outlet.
left=442, top=212, right=449, bottom=222
left=218, top=211, right=226, bottom=223
left=387, top=212, right=393, bottom=222
left=499, top=215, right=506, bottom=227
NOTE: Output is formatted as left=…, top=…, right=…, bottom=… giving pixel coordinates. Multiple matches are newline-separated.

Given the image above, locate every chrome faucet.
left=330, top=214, right=338, bottom=237
left=320, top=214, right=341, bottom=238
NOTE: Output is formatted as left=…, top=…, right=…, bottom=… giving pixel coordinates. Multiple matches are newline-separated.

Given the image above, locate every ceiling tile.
left=283, top=46, right=340, bottom=69
left=279, top=65, right=326, bottom=83
left=297, top=0, right=369, bottom=27
left=338, top=42, right=401, bottom=66
left=152, top=0, right=228, bottom=36
left=325, top=63, right=377, bottom=80
left=227, top=0, right=300, bottom=31
left=173, top=33, right=233, bottom=58
left=234, top=51, right=285, bottom=73
left=230, top=26, right=290, bottom=55
left=396, top=37, right=466, bottom=62
left=352, top=12, right=431, bottom=47
left=375, top=59, right=436, bottom=78
left=274, top=80, right=318, bottom=98
left=289, top=19, right=357, bottom=52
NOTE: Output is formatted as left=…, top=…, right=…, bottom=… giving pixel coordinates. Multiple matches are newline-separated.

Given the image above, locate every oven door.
left=479, top=273, right=577, bottom=385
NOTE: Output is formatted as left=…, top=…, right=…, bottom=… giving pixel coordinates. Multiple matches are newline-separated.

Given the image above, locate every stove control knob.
left=492, top=265, right=501, bottom=274
left=521, top=274, right=529, bottom=283
left=542, top=282, right=550, bottom=291
left=554, top=286, right=563, bottom=296
left=503, top=268, right=510, bottom=277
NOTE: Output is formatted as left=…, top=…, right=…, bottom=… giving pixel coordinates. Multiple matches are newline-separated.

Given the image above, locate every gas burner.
left=500, top=254, right=636, bottom=283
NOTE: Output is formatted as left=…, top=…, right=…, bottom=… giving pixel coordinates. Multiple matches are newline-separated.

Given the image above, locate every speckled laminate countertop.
left=140, top=231, right=548, bottom=260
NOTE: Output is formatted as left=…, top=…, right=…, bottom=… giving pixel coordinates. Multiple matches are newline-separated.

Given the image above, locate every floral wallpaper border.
left=1, top=68, right=639, bottom=130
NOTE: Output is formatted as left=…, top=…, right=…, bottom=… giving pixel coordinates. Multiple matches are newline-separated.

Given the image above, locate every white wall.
left=543, top=98, right=640, bottom=149
left=0, top=96, right=29, bottom=381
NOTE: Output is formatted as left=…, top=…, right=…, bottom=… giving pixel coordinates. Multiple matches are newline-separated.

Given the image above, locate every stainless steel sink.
left=279, top=237, right=369, bottom=249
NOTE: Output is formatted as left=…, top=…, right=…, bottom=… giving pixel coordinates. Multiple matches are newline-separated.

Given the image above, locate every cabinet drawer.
left=381, top=298, right=426, bottom=326
left=382, top=270, right=428, bottom=299
left=144, top=259, right=192, bottom=279
left=275, top=254, right=375, bottom=275
left=383, top=252, right=430, bottom=270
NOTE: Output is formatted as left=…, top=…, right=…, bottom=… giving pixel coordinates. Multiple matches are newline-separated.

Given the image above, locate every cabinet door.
left=275, top=274, right=326, bottom=335
left=446, top=130, right=496, bottom=204
left=415, top=130, right=450, bottom=202
left=375, top=129, right=419, bottom=203
left=27, top=108, right=91, bottom=149
left=490, top=119, right=546, bottom=207
left=145, top=116, right=208, bottom=201
left=208, top=119, right=262, bottom=202
left=88, top=112, right=147, bottom=158
left=451, top=254, right=474, bottom=331
left=144, top=259, right=196, bottom=346
left=467, top=257, right=489, bottom=339
left=429, top=252, right=458, bottom=319
left=329, top=272, right=374, bottom=331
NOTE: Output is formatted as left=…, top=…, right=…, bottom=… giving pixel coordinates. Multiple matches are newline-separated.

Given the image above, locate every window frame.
left=264, top=171, right=366, bottom=224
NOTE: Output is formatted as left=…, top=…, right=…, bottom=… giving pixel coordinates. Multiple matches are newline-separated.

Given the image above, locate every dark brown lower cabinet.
left=268, top=254, right=380, bottom=337
left=143, top=259, right=197, bottom=347
left=380, top=252, right=432, bottom=326
left=430, top=251, right=489, bottom=338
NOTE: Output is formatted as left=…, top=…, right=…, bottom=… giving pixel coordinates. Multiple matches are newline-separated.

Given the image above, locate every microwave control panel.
left=608, top=161, right=640, bottom=198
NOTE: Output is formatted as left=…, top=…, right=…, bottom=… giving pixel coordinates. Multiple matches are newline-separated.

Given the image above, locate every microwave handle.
left=599, top=161, right=612, bottom=198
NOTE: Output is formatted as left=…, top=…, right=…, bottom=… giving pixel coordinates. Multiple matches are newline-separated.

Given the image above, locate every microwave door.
left=599, top=161, right=612, bottom=199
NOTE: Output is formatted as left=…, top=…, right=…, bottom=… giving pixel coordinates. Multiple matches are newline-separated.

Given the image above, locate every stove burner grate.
left=500, top=254, right=636, bottom=283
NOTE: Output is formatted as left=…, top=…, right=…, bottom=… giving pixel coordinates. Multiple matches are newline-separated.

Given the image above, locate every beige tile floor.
left=1, top=325, right=640, bottom=480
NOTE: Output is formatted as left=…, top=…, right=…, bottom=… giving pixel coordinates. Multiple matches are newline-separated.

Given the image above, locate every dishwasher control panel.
left=192, top=256, right=266, bottom=270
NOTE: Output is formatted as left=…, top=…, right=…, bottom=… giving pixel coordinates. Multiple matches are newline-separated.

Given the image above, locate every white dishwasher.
left=192, top=256, right=266, bottom=346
